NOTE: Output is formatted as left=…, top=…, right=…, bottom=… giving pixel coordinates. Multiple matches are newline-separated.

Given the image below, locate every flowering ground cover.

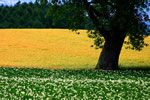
left=0, top=67, right=149, bottom=99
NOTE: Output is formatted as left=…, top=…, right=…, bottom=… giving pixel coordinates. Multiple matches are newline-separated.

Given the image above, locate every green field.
left=0, top=67, right=150, bottom=99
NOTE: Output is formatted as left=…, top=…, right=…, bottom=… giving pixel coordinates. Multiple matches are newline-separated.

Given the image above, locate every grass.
left=0, top=67, right=150, bottom=99
left=0, top=29, right=150, bottom=69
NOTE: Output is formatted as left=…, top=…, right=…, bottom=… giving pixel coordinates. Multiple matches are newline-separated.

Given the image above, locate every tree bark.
left=95, top=36, right=125, bottom=70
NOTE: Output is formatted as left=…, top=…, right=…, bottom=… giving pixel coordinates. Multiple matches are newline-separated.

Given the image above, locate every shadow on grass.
left=0, top=65, right=150, bottom=71
left=0, top=66, right=149, bottom=79
left=119, top=66, right=150, bottom=71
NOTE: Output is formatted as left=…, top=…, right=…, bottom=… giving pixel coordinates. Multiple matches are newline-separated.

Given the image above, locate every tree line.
left=0, top=1, right=86, bottom=29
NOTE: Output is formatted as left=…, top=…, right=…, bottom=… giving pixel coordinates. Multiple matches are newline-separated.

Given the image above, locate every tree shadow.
left=119, top=66, right=150, bottom=71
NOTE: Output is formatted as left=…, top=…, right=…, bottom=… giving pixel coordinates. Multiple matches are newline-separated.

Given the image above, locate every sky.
left=0, top=0, right=35, bottom=6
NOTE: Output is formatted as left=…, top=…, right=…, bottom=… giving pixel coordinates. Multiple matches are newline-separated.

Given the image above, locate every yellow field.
left=0, top=29, right=150, bottom=69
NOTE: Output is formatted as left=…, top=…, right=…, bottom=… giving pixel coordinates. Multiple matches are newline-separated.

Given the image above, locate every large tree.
left=48, top=0, right=150, bottom=70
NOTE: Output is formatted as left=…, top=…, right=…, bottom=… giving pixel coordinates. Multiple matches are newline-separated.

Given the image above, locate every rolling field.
left=0, top=29, right=150, bottom=69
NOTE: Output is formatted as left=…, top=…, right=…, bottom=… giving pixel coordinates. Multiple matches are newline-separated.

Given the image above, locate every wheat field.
left=0, top=29, right=150, bottom=69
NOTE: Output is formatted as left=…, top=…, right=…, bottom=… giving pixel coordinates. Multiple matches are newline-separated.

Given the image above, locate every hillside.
left=0, top=29, right=150, bottom=69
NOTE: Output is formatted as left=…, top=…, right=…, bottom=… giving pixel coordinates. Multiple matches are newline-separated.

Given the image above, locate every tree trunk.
left=95, top=37, right=125, bottom=70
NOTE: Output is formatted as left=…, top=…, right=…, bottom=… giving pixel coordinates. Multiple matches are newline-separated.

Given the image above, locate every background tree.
left=36, top=0, right=48, bottom=6
left=0, top=1, right=78, bottom=29
left=48, top=0, right=150, bottom=70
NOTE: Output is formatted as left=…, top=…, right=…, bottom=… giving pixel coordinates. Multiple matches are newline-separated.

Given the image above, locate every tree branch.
left=82, top=0, right=110, bottom=41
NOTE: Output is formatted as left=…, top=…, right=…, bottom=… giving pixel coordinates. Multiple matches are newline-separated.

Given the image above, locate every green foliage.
left=36, top=0, right=48, bottom=6
left=88, top=31, right=105, bottom=49
left=0, top=2, right=74, bottom=29
left=47, top=2, right=86, bottom=30
left=0, top=67, right=149, bottom=99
